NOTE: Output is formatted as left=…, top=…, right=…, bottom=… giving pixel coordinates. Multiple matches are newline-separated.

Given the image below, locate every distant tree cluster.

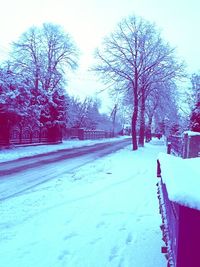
left=67, top=96, right=116, bottom=131
left=67, top=96, right=99, bottom=129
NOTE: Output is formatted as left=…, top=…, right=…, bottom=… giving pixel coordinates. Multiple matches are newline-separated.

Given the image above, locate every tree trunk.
left=35, top=68, right=39, bottom=91
left=138, top=89, right=145, bottom=147
left=111, top=104, right=117, bottom=137
left=131, top=105, right=138, bottom=150
left=131, top=73, right=139, bottom=151
left=146, top=116, right=153, bottom=142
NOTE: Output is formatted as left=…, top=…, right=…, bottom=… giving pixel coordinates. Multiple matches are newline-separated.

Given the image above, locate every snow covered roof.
left=158, top=152, right=200, bottom=210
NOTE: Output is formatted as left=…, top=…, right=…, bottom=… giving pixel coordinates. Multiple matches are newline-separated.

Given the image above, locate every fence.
left=168, top=132, right=200, bottom=158
left=157, top=176, right=179, bottom=266
left=182, top=132, right=200, bottom=158
left=157, top=131, right=200, bottom=266
left=1, top=124, right=114, bottom=147
left=157, top=161, right=200, bottom=267
left=9, top=124, right=49, bottom=145
left=64, top=128, right=113, bottom=140
left=0, top=121, right=62, bottom=147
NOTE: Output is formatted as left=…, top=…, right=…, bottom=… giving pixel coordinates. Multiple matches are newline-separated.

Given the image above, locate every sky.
left=0, top=0, right=200, bottom=106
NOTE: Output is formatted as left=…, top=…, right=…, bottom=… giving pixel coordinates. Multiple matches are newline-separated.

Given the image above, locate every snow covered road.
left=0, top=138, right=131, bottom=201
left=0, top=138, right=131, bottom=175
left=0, top=139, right=166, bottom=267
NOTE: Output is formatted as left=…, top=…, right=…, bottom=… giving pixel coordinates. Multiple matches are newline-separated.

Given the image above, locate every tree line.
left=0, top=23, right=118, bottom=134
left=0, top=16, right=199, bottom=150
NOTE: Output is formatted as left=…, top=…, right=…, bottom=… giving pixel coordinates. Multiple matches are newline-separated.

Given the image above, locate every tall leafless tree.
left=67, top=96, right=103, bottom=129
left=93, top=15, right=184, bottom=150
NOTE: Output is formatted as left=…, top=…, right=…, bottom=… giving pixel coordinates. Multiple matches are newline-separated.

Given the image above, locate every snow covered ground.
left=0, top=138, right=166, bottom=267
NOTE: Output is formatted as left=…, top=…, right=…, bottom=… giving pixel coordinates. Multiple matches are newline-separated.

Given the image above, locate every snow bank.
left=158, top=152, right=200, bottom=210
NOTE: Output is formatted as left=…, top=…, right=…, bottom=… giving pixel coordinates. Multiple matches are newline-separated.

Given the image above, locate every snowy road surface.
left=0, top=139, right=166, bottom=267
left=0, top=138, right=131, bottom=201
left=0, top=138, right=131, bottom=176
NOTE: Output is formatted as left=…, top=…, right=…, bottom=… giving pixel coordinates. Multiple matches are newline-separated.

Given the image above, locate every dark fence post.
left=167, top=142, right=171, bottom=154
left=182, top=133, right=189, bottom=159
left=157, top=160, right=161, bottom=177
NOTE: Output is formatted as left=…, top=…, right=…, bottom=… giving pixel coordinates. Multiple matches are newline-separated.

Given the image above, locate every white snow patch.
left=158, top=152, right=200, bottom=210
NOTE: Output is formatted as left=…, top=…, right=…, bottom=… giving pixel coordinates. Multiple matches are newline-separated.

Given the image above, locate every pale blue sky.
left=0, top=0, right=199, bottom=100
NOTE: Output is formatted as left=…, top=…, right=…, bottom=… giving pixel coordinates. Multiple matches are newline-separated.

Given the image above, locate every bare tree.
left=138, top=61, right=183, bottom=147
left=93, top=15, right=184, bottom=150
left=67, top=96, right=102, bottom=129
left=145, top=81, right=180, bottom=139
left=9, top=23, right=78, bottom=126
